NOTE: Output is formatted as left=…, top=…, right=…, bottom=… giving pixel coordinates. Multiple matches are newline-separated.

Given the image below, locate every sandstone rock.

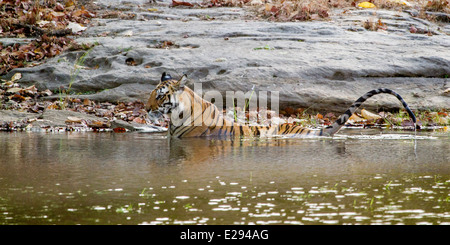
left=5, top=0, right=449, bottom=113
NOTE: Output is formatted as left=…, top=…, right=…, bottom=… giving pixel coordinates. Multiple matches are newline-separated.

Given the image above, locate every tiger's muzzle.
left=148, top=110, right=164, bottom=124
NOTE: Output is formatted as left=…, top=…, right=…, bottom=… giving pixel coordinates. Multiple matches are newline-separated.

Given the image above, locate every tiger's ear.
left=177, top=74, right=188, bottom=90
left=161, top=72, right=172, bottom=82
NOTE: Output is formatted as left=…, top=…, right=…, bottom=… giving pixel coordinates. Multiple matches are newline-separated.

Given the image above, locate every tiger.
left=146, top=72, right=417, bottom=138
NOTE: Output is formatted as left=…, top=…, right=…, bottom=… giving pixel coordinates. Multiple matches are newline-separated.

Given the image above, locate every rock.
left=110, top=119, right=167, bottom=132
left=5, top=1, right=450, bottom=113
left=0, top=110, right=36, bottom=122
left=38, top=109, right=107, bottom=127
left=0, top=108, right=108, bottom=131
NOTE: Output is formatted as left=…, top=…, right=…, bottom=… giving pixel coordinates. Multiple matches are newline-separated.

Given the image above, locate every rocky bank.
left=2, top=0, right=450, bottom=127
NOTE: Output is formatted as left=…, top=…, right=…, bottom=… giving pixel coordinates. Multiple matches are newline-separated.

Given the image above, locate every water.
left=0, top=129, right=449, bottom=225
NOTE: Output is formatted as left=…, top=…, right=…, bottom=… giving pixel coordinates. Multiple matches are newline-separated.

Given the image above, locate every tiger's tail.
left=324, top=88, right=417, bottom=136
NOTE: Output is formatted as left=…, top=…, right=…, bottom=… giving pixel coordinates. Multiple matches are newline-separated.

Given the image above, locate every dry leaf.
left=83, top=98, right=92, bottom=106
left=36, top=20, right=51, bottom=27
left=361, top=109, right=381, bottom=120
left=6, top=87, right=22, bottom=94
left=133, top=117, right=146, bottom=124
left=65, top=0, right=75, bottom=7
left=9, top=94, right=28, bottom=101
left=89, top=120, right=108, bottom=128
left=55, top=2, right=65, bottom=11
left=172, top=0, right=194, bottom=7
left=23, top=85, right=38, bottom=95
left=11, top=73, right=22, bottom=82
left=66, top=116, right=83, bottom=123
left=41, top=89, right=53, bottom=96
left=67, top=22, right=87, bottom=33
left=284, top=107, right=295, bottom=115
left=358, top=2, right=376, bottom=8
left=47, top=102, right=60, bottom=110
left=113, top=127, right=127, bottom=133
left=348, top=114, right=365, bottom=123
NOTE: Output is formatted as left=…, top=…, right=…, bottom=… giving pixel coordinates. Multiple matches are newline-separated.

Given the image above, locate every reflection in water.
left=0, top=129, right=449, bottom=225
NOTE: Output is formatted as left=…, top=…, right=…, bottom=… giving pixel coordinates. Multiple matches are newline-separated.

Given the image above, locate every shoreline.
left=1, top=0, right=449, bottom=130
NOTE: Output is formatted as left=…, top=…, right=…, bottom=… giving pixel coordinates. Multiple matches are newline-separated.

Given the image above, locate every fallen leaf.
left=47, top=102, right=60, bottom=110
left=71, top=98, right=82, bottom=103
left=55, top=2, right=65, bottom=11
left=11, top=73, right=22, bottom=82
left=48, top=11, right=66, bottom=20
left=284, top=107, right=295, bottom=115
left=66, top=116, right=83, bottom=123
left=348, top=114, right=365, bottom=123
left=6, top=87, right=22, bottom=94
left=72, top=8, right=95, bottom=18
left=40, top=89, right=53, bottom=96
left=88, top=120, right=108, bottom=128
left=113, top=127, right=127, bottom=133
left=358, top=2, right=376, bottom=8
left=67, top=22, right=87, bottom=34
left=23, top=85, right=38, bottom=95
left=172, top=0, right=194, bottom=7
left=36, top=20, right=51, bottom=27
left=270, top=5, right=279, bottom=13
left=361, top=109, right=381, bottom=120
left=133, top=117, right=146, bottom=124
left=65, top=0, right=75, bottom=7
left=9, top=94, right=28, bottom=101
left=295, top=108, right=304, bottom=115
left=83, top=98, right=92, bottom=106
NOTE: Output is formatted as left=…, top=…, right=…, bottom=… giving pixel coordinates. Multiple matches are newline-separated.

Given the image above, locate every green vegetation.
left=58, top=47, right=93, bottom=109
left=253, top=44, right=275, bottom=50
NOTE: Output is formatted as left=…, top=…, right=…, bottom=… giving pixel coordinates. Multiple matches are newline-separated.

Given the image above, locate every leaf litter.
left=0, top=72, right=166, bottom=132
left=201, top=0, right=449, bottom=22
left=0, top=0, right=96, bottom=75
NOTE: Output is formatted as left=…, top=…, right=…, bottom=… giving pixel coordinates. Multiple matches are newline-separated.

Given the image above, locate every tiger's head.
left=146, top=72, right=187, bottom=121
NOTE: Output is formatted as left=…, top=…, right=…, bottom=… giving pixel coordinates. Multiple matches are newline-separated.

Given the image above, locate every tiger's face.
left=146, top=72, right=187, bottom=120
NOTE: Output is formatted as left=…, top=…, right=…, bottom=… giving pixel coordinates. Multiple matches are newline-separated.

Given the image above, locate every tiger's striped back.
left=147, top=73, right=416, bottom=138
left=159, top=85, right=324, bottom=138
